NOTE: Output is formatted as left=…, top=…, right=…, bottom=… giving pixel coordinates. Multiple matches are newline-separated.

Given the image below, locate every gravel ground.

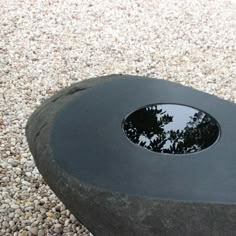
left=0, top=0, right=235, bottom=235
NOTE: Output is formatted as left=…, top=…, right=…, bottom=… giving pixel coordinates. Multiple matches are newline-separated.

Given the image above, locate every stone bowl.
left=26, top=75, right=236, bottom=236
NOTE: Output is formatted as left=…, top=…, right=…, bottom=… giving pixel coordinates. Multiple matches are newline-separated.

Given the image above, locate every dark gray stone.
left=26, top=75, right=236, bottom=236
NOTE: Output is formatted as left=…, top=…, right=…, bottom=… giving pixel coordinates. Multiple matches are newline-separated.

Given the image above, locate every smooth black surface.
left=51, top=76, right=236, bottom=203
left=123, top=104, right=220, bottom=154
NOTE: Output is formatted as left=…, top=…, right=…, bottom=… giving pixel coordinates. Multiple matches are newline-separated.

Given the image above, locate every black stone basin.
left=26, top=75, right=236, bottom=236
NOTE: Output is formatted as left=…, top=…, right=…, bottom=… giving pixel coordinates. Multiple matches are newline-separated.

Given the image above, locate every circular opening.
left=123, top=104, right=220, bottom=155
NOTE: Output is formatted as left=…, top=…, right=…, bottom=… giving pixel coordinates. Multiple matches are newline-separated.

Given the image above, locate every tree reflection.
left=123, top=105, right=219, bottom=154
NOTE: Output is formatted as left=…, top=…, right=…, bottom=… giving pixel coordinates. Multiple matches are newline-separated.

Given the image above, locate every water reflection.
left=123, top=104, right=220, bottom=154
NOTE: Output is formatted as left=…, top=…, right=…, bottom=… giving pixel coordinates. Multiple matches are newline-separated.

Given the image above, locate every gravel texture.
left=0, top=0, right=235, bottom=235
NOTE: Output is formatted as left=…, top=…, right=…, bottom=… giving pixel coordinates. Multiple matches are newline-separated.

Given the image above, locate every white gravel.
left=0, top=0, right=235, bottom=235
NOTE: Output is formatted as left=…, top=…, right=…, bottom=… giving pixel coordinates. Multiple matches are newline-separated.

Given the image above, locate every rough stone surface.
left=26, top=75, right=236, bottom=236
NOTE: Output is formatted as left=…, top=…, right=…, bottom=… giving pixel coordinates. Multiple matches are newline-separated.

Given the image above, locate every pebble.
left=12, top=225, right=18, bottom=232
left=0, top=203, right=9, bottom=209
left=25, top=172, right=32, bottom=177
left=9, top=160, right=19, bottom=167
left=11, top=204, right=19, bottom=209
left=54, top=223, right=62, bottom=233
left=3, top=221, right=9, bottom=228
left=9, top=220, right=15, bottom=227
left=29, top=226, right=38, bottom=235
left=0, top=162, right=9, bottom=169
left=70, top=214, right=77, bottom=223
left=64, top=219, right=70, bottom=226
left=2, top=176, right=9, bottom=182
left=20, top=230, right=28, bottom=236
left=38, top=229, right=45, bottom=236
left=46, top=212, right=54, bottom=218
left=9, top=212, right=15, bottom=218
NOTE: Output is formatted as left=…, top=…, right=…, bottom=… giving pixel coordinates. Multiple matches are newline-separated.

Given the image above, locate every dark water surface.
left=123, top=104, right=220, bottom=154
